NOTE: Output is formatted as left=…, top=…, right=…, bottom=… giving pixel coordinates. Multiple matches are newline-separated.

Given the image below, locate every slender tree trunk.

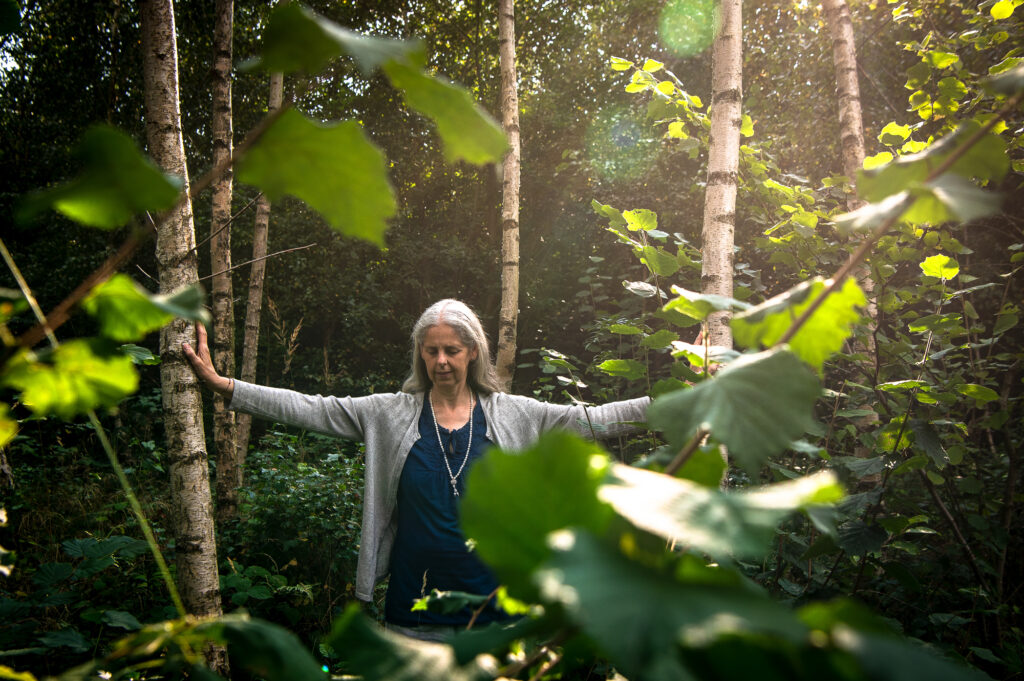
left=236, top=71, right=284, bottom=460
left=495, top=0, right=521, bottom=391
left=823, top=0, right=877, bottom=336
left=701, top=0, right=743, bottom=347
left=210, top=0, right=238, bottom=524
left=139, top=2, right=225, bottom=671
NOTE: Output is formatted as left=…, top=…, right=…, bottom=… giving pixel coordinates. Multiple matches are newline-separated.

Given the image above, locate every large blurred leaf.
left=461, top=431, right=612, bottom=597
left=903, top=175, right=1001, bottom=225
left=250, top=3, right=420, bottom=75
left=663, top=286, right=749, bottom=322
left=0, top=404, right=16, bottom=449
left=600, top=465, right=841, bottom=560
left=858, top=121, right=1008, bottom=202
left=834, top=191, right=912, bottom=234
left=731, top=277, right=866, bottom=371
left=648, top=348, right=821, bottom=472
left=16, top=126, right=181, bottom=229
left=81, top=274, right=173, bottom=342
left=984, top=62, right=1024, bottom=95
left=196, top=615, right=324, bottom=681
left=382, top=60, right=507, bottom=164
left=3, top=341, right=138, bottom=419
left=324, top=606, right=491, bottom=681
left=535, top=531, right=806, bottom=680
left=236, top=109, right=395, bottom=246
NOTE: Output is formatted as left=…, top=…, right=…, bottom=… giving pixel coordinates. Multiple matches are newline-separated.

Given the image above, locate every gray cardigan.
left=229, top=380, right=650, bottom=600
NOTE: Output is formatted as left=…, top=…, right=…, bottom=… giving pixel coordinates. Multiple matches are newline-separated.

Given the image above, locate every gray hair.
left=402, top=299, right=503, bottom=395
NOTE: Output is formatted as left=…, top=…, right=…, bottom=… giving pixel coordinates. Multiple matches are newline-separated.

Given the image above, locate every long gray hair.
left=402, top=299, right=503, bottom=395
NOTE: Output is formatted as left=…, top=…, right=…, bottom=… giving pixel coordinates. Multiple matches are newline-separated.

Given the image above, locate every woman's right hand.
left=183, top=323, right=234, bottom=399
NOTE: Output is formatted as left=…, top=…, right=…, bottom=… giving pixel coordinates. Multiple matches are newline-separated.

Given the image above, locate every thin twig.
left=196, top=243, right=316, bottom=282
left=465, top=587, right=499, bottom=631
left=191, top=192, right=264, bottom=254
left=527, top=650, right=563, bottom=681
left=665, top=426, right=710, bottom=476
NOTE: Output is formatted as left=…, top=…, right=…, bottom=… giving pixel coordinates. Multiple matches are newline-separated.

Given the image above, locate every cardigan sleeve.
left=492, top=393, right=650, bottom=440
left=229, top=380, right=392, bottom=440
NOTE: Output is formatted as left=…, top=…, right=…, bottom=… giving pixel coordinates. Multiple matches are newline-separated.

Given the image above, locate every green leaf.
left=597, top=359, right=647, bottom=380
left=878, top=122, right=912, bottom=146
left=81, top=275, right=173, bottom=342
left=909, top=419, right=948, bottom=469
left=648, top=348, right=821, bottom=473
left=121, top=344, right=161, bottom=366
left=236, top=109, right=395, bottom=246
left=858, top=122, right=1008, bottom=202
left=924, top=51, right=959, bottom=69
left=461, top=431, right=612, bottom=598
left=984, top=62, right=1024, bottom=95
left=672, top=445, right=728, bottom=487
left=609, top=56, right=634, bottom=71
left=641, top=245, right=680, bottom=276
left=3, top=340, right=139, bottom=419
left=39, top=628, right=90, bottom=653
left=609, top=323, right=643, bottom=335
left=642, top=58, right=664, bottom=72
left=920, top=254, right=959, bottom=280
left=535, top=531, right=806, bottom=681
left=955, top=383, right=999, bottom=405
left=591, top=199, right=627, bottom=226
left=731, top=278, right=867, bottom=371
left=991, top=0, right=1017, bottom=19
left=834, top=192, right=912, bottom=233
left=102, top=610, right=142, bottom=631
left=325, top=606, right=491, bottom=680
left=382, top=59, right=507, bottom=165
left=740, top=114, right=754, bottom=137
left=623, top=208, right=658, bottom=232
left=250, top=3, right=420, bottom=75
left=641, top=329, right=679, bottom=349
left=0, top=404, right=16, bottom=449
left=993, top=312, right=1018, bottom=335
left=601, top=465, right=841, bottom=559
left=197, top=614, right=326, bottom=681
left=16, top=125, right=181, bottom=229
left=904, top=175, right=1001, bottom=225
left=663, top=285, right=748, bottom=322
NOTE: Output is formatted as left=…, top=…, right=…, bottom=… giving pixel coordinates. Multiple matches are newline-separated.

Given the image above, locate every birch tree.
left=140, top=0, right=224, bottom=639
left=701, top=0, right=743, bottom=347
left=209, top=0, right=238, bottom=523
left=236, top=71, right=284, bottom=462
left=495, top=0, right=521, bottom=390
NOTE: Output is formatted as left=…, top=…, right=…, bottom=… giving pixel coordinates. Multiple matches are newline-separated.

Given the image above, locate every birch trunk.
left=236, top=71, right=284, bottom=460
left=210, top=0, right=238, bottom=524
left=495, top=0, right=521, bottom=390
left=140, top=0, right=224, bottom=655
left=823, top=0, right=879, bottom=448
left=701, top=0, right=743, bottom=347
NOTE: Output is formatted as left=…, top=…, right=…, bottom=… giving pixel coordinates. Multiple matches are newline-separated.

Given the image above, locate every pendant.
left=452, top=480, right=460, bottom=497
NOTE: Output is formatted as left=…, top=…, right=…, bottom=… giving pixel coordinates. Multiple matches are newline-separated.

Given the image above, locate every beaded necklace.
left=429, top=389, right=474, bottom=497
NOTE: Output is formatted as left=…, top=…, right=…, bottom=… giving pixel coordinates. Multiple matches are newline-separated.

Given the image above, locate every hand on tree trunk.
left=183, top=323, right=235, bottom=399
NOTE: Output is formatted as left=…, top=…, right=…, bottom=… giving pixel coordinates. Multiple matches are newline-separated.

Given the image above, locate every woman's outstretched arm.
left=183, top=323, right=234, bottom=399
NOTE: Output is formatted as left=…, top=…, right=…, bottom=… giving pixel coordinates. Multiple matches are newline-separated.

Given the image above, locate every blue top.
left=384, top=396, right=509, bottom=626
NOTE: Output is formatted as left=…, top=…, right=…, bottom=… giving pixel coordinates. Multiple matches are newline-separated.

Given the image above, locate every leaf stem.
left=665, top=426, right=710, bottom=476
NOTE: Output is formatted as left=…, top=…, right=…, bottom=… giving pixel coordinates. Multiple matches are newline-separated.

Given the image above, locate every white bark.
left=701, top=0, right=743, bottom=347
left=236, top=72, right=284, bottom=460
left=495, top=0, right=521, bottom=391
left=210, top=0, right=239, bottom=523
left=140, top=0, right=224, bottom=635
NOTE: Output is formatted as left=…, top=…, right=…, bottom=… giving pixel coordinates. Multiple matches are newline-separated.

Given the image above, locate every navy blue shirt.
left=384, top=396, right=509, bottom=626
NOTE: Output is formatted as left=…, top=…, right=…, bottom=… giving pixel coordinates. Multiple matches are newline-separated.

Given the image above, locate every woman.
left=184, top=299, right=649, bottom=640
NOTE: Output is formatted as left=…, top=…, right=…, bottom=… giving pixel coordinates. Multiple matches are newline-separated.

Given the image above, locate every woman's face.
left=420, top=323, right=477, bottom=390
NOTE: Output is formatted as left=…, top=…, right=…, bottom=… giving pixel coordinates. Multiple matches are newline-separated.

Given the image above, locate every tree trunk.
left=236, top=71, right=284, bottom=460
left=823, top=0, right=880, bottom=452
left=700, top=0, right=743, bottom=347
left=139, top=1, right=225, bottom=669
left=210, top=0, right=238, bottom=524
left=494, top=0, right=521, bottom=391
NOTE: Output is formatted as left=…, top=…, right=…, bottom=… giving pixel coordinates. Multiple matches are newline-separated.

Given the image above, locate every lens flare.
left=585, top=106, right=658, bottom=181
left=659, top=0, right=717, bottom=58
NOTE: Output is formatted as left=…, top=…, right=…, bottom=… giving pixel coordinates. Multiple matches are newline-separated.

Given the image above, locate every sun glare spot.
left=585, top=106, right=657, bottom=181
left=659, top=0, right=718, bottom=58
